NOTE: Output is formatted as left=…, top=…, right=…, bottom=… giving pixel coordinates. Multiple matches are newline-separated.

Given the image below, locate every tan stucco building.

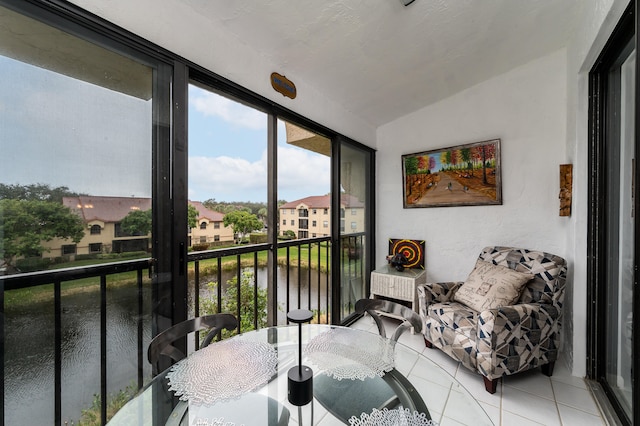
left=42, top=196, right=233, bottom=258
left=279, top=194, right=364, bottom=238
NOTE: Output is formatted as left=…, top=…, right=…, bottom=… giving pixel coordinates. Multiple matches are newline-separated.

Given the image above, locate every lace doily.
left=349, top=408, right=438, bottom=426
left=305, top=328, right=395, bottom=380
left=165, top=339, right=277, bottom=405
left=193, top=419, right=238, bottom=426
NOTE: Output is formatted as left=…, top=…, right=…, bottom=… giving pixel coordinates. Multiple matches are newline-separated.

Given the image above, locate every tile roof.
left=63, top=196, right=151, bottom=222
left=189, top=200, right=225, bottom=222
left=62, top=196, right=224, bottom=223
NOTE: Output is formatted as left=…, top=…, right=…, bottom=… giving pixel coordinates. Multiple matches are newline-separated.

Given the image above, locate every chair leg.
left=483, top=377, right=498, bottom=394
left=541, top=361, right=555, bottom=377
left=424, top=338, right=433, bottom=348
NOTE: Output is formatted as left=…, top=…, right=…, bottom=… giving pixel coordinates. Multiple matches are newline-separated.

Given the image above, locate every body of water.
left=4, top=266, right=329, bottom=424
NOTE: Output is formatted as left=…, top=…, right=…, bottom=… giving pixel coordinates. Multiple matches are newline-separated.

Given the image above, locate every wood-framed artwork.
left=402, top=139, right=502, bottom=208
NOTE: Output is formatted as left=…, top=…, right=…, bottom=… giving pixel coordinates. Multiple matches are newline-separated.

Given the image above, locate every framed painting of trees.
left=401, top=139, right=502, bottom=208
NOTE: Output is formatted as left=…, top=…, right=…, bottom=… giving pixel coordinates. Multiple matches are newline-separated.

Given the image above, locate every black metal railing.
left=0, top=236, right=335, bottom=425
left=0, top=259, right=152, bottom=426
left=188, top=236, right=332, bottom=329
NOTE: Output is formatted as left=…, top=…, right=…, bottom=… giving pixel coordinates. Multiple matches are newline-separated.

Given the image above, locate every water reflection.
left=4, top=266, right=327, bottom=424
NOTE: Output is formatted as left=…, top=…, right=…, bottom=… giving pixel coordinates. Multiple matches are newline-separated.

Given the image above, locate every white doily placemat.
left=305, top=328, right=395, bottom=380
left=193, top=419, right=237, bottom=426
left=349, top=408, right=438, bottom=426
left=165, top=339, right=277, bottom=405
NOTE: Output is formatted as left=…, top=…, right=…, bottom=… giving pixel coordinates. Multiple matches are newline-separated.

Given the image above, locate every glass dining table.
left=108, top=324, right=493, bottom=425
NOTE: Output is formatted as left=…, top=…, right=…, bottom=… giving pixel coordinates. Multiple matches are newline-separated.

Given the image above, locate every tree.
left=222, top=210, right=263, bottom=243
left=1, top=199, right=84, bottom=266
left=257, top=207, right=267, bottom=222
left=460, top=147, right=472, bottom=175
left=188, top=204, right=199, bottom=230
left=404, top=156, right=418, bottom=175
left=120, top=209, right=151, bottom=236
left=0, top=183, right=85, bottom=203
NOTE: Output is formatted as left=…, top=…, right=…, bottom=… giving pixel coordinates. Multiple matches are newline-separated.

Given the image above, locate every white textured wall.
left=376, top=48, right=576, bottom=366
left=376, top=0, right=630, bottom=379
left=376, top=49, right=569, bottom=283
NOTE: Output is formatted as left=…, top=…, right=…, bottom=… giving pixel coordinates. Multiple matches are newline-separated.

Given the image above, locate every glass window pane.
left=187, top=83, right=267, bottom=248
left=277, top=120, right=331, bottom=320
left=605, top=46, right=635, bottom=419
left=0, top=5, right=154, bottom=424
left=339, top=143, right=370, bottom=320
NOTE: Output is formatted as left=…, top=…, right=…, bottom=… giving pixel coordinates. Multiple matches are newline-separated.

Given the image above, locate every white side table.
left=370, top=265, right=426, bottom=313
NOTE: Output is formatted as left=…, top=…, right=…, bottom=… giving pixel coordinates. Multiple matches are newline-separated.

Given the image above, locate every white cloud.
left=188, top=146, right=330, bottom=202
left=277, top=146, right=330, bottom=194
left=190, top=88, right=266, bottom=130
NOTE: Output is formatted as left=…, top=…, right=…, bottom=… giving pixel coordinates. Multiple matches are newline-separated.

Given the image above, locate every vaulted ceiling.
left=75, top=0, right=583, bottom=129
left=183, top=1, right=582, bottom=127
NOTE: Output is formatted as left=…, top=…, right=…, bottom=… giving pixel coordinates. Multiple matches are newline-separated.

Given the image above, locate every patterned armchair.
left=417, top=246, right=567, bottom=393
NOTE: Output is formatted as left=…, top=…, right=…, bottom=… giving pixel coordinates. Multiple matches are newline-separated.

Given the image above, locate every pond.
left=4, top=266, right=329, bottom=424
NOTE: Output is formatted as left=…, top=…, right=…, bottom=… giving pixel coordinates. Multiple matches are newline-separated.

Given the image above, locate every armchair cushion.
left=427, top=302, right=478, bottom=332
left=453, top=260, right=534, bottom=311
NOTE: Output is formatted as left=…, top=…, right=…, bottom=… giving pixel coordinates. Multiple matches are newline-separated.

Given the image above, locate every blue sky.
left=0, top=55, right=330, bottom=203
left=188, top=85, right=330, bottom=203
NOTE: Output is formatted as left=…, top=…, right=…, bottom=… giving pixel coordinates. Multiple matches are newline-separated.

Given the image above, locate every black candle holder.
left=287, top=309, right=314, bottom=406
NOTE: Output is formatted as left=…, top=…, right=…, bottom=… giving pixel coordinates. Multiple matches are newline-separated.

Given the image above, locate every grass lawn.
left=5, top=242, right=333, bottom=307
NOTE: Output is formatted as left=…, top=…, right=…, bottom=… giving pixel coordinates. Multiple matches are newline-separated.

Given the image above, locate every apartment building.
left=279, top=194, right=364, bottom=238
left=188, top=200, right=234, bottom=247
left=41, top=196, right=233, bottom=258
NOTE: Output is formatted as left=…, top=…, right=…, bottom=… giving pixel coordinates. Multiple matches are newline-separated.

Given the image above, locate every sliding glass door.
left=588, top=5, right=638, bottom=424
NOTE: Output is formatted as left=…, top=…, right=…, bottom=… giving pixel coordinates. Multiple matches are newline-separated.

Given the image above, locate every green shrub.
left=201, top=270, right=267, bottom=337
left=192, top=243, right=210, bottom=251
left=249, top=233, right=267, bottom=244
left=77, top=383, right=137, bottom=425
left=15, top=257, right=51, bottom=272
left=119, top=250, right=148, bottom=258
left=280, top=230, right=296, bottom=240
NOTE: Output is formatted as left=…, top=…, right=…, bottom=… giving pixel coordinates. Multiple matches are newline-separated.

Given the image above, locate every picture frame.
left=402, top=139, right=502, bottom=208
left=388, top=238, right=425, bottom=269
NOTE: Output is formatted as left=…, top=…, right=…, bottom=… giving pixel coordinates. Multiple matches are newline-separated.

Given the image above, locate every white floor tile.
left=552, top=381, right=600, bottom=416
left=557, top=403, right=607, bottom=426
left=502, top=370, right=554, bottom=400
left=550, top=357, right=588, bottom=390
left=478, top=401, right=501, bottom=425
left=453, top=367, right=502, bottom=407
left=502, top=387, right=561, bottom=425
left=501, top=410, right=547, bottom=425
left=349, top=316, right=607, bottom=426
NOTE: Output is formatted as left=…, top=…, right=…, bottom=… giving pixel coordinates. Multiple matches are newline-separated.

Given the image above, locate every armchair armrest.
left=417, top=281, right=463, bottom=307
left=476, top=302, right=562, bottom=372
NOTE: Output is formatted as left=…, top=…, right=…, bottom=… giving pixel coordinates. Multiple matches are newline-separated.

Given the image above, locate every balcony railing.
left=0, top=236, right=343, bottom=426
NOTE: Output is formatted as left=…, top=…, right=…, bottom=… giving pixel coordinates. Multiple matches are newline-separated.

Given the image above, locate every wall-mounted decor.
left=559, top=164, right=573, bottom=216
left=388, top=238, right=425, bottom=269
left=402, top=139, right=502, bottom=208
left=270, top=72, right=297, bottom=99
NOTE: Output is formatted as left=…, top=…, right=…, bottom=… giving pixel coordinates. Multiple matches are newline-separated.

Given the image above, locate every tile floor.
left=350, top=315, right=607, bottom=426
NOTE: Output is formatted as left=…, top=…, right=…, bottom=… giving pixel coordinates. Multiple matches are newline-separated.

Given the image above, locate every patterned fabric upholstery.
left=418, top=246, right=567, bottom=384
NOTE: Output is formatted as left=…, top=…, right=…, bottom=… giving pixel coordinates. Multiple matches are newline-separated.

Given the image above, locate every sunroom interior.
left=0, top=0, right=638, bottom=425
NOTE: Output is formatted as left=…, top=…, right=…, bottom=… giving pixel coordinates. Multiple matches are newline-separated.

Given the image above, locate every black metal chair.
left=147, top=313, right=238, bottom=375
left=355, top=298, right=423, bottom=342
